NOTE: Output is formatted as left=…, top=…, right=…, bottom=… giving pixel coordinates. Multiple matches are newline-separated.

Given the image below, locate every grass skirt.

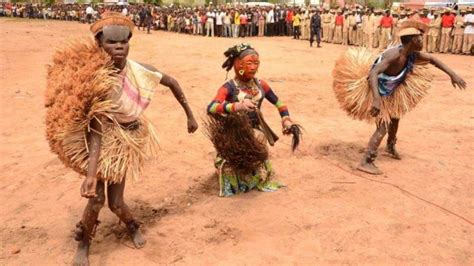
left=332, top=47, right=433, bottom=124
left=204, top=112, right=282, bottom=197
left=45, top=38, right=158, bottom=183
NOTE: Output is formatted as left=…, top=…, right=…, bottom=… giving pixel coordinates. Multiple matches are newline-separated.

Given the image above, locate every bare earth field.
left=0, top=18, right=473, bottom=265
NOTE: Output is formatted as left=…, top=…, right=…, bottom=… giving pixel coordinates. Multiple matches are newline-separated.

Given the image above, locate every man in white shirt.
left=266, top=7, right=274, bottom=36
left=206, top=9, right=215, bottom=37
left=85, top=5, right=93, bottom=24
left=223, top=11, right=231, bottom=37
left=216, top=9, right=224, bottom=37
left=121, top=7, right=128, bottom=17
left=463, top=7, right=474, bottom=54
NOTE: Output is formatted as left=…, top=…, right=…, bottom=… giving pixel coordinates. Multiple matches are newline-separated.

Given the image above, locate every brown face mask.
left=233, top=53, right=260, bottom=81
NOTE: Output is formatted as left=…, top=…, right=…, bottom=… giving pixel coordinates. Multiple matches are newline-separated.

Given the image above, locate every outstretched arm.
left=416, top=52, right=467, bottom=90
left=259, top=80, right=293, bottom=133
left=139, top=62, right=198, bottom=133
left=160, top=73, right=198, bottom=133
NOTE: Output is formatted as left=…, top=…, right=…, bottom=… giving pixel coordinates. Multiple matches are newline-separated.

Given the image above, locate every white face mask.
left=102, top=25, right=131, bottom=42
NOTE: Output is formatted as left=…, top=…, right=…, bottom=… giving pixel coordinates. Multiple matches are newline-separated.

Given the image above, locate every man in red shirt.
left=440, top=8, right=455, bottom=53
left=286, top=9, right=293, bottom=36
left=334, top=9, right=344, bottom=44
left=380, top=10, right=393, bottom=49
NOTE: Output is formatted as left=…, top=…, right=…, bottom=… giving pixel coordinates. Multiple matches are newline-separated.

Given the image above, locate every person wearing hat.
left=328, top=9, right=336, bottom=43
left=419, top=12, right=431, bottom=51
left=45, top=12, right=199, bottom=265
left=427, top=11, right=442, bottom=53
left=333, top=19, right=467, bottom=175
left=440, top=8, right=455, bottom=53
left=334, top=9, right=344, bottom=44
left=301, top=8, right=310, bottom=40
left=452, top=9, right=466, bottom=54
left=363, top=8, right=377, bottom=48
left=391, top=12, right=399, bottom=44
left=462, top=6, right=474, bottom=55
left=393, top=10, right=408, bottom=45
left=373, top=9, right=382, bottom=48
left=347, top=10, right=357, bottom=45
left=380, top=9, right=394, bottom=49
left=322, top=8, right=330, bottom=42
left=356, top=9, right=363, bottom=46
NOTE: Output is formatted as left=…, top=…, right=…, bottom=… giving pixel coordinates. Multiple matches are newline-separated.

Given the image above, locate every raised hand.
left=451, top=73, right=467, bottom=90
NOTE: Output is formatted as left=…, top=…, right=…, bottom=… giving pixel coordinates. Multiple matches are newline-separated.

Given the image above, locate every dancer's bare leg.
left=357, top=122, right=387, bottom=175
left=385, top=118, right=401, bottom=159
left=73, top=181, right=105, bottom=266
left=108, top=179, right=146, bottom=248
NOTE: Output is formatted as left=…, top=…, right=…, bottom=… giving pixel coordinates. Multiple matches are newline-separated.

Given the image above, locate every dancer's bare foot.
left=131, top=228, right=146, bottom=249
left=385, top=145, right=401, bottom=160
left=127, top=221, right=146, bottom=249
left=72, top=242, right=89, bottom=266
left=357, top=161, right=383, bottom=175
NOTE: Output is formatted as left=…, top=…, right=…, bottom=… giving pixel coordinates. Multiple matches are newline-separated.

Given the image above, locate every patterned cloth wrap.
left=215, top=156, right=282, bottom=197
left=373, top=46, right=417, bottom=97
left=111, top=60, right=163, bottom=124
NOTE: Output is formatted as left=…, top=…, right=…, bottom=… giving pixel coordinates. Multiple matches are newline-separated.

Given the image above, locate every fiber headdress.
left=45, top=39, right=158, bottom=183
left=398, top=19, right=429, bottom=37
left=90, top=11, right=135, bottom=36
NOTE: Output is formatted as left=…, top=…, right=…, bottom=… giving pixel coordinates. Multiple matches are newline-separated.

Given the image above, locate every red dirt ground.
left=0, top=18, right=473, bottom=265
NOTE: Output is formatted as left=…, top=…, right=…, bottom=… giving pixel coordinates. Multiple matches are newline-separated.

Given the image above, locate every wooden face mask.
left=233, top=53, right=260, bottom=80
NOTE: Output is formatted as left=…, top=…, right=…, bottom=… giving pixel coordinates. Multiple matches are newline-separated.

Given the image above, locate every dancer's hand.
left=187, top=116, right=198, bottom=133
left=234, top=99, right=256, bottom=112
left=282, top=118, right=293, bottom=135
left=370, top=99, right=381, bottom=117
left=81, top=177, right=97, bottom=198
left=450, top=74, right=467, bottom=90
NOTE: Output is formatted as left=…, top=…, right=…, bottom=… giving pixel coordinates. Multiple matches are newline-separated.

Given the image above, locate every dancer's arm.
left=416, top=52, right=467, bottom=89
left=140, top=63, right=198, bottom=133
left=259, top=80, right=293, bottom=132
left=207, top=85, right=255, bottom=113
left=82, top=117, right=102, bottom=198
left=160, top=73, right=198, bottom=133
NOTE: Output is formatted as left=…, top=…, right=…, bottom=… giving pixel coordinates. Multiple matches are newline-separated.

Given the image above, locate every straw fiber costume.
left=332, top=20, right=466, bottom=175
left=45, top=12, right=198, bottom=265
left=46, top=14, right=159, bottom=184
left=205, top=44, right=302, bottom=197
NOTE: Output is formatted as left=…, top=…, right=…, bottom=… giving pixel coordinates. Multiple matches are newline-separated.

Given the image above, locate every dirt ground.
left=0, top=18, right=473, bottom=265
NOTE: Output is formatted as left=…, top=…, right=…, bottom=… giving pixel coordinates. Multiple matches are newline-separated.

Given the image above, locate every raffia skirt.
left=204, top=112, right=282, bottom=197
left=332, top=47, right=433, bottom=124
left=45, top=38, right=158, bottom=183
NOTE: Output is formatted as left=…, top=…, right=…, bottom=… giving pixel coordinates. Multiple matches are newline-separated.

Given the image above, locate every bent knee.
left=90, top=196, right=105, bottom=212
left=108, top=201, right=124, bottom=215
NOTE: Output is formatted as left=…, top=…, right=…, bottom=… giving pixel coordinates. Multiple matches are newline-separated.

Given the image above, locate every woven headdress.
left=398, top=19, right=429, bottom=37
left=90, top=11, right=135, bottom=36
